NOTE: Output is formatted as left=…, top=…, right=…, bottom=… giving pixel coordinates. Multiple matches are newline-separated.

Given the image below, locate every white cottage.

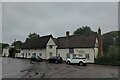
left=16, top=35, right=56, bottom=59
left=2, top=46, right=12, bottom=57
left=56, top=31, right=98, bottom=63
left=16, top=28, right=103, bottom=63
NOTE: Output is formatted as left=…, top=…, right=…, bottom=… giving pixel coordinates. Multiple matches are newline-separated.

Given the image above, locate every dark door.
left=26, top=53, right=27, bottom=58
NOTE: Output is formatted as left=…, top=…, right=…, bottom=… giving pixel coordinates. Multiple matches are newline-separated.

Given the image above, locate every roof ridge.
left=57, top=34, right=96, bottom=40
left=40, top=34, right=52, bottom=38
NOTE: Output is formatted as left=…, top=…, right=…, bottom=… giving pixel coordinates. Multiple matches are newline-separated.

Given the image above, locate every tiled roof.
left=56, top=34, right=97, bottom=49
left=21, top=34, right=97, bottom=49
left=21, top=35, right=52, bottom=49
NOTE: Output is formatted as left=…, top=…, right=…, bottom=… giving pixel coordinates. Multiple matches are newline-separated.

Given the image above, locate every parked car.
left=47, top=56, right=63, bottom=64
left=66, top=57, right=87, bottom=66
left=30, top=55, right=42, bottom=62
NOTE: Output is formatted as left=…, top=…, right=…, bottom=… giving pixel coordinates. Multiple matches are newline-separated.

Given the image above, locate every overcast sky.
left=2, top=2, right=118, bottom=44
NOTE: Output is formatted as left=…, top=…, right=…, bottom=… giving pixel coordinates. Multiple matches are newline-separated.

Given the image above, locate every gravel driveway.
left=2, top=58, right=119, bottom=78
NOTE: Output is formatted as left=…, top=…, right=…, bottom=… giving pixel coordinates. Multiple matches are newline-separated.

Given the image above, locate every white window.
left=85, top=54, right=89, bottom=59
left=49, top=45, right=53, bottom=49
left=69, top=48, right=74, bottom=53
left=22, top=53, right=24, bottom=58
left=73, top=54, right=76, bottom=58
left=32, top=53, right=36, bottom=56
left=25, top=53, right=27, bottom=58
left=28, top=53, right=31, bottom=56
left=22, top=53, right=24, bottom=56
left=79, top=54, right=82, bottom=57
left=39, top=53, right=42, bottom=56
left=49, top=52, right=52, bottom=57
left=67, top=53, right=70, bottom=58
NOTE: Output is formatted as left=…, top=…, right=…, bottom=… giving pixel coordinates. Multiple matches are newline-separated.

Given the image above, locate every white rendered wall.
left=2, top=49, right=9, bottom=57
left=46, top=38, right=57, bottom=59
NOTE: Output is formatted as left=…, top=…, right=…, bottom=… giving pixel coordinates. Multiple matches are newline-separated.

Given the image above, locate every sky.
left=2, top=2, right=118, bottom=44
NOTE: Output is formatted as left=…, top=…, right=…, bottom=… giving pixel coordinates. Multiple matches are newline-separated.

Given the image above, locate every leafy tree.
left=11, top=41, right=22, bottom=49
left=9, top=47, right=20, bottom=57
left=28, top=33, right=40, bottom=39
left=102, top=31, right=120, bottom=53
left=73, top=26, right=95, bottom=35
left=0, top=43, right=9, bottom=50
left=95, top=31, right=120, bottom=66
left=95, top=46, right=120, bottom=66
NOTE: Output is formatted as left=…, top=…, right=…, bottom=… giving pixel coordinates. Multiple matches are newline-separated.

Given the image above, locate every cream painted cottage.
left=16, top=28, right=103, bottom=63
left=2, top=46, right=14, bottom=57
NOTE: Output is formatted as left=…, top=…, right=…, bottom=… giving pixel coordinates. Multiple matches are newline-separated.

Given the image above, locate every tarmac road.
left=2, top=57, right=119, bottom=78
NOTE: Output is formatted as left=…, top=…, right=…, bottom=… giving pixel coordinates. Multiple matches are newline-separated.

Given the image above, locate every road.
left=2, top=58, right=32, bottom=78
left=2, top=57, right=119, bottom=78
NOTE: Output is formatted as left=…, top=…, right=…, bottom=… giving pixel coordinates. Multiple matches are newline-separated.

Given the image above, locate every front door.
left=32, top=53, right=36, bottom=56
left=23, top=53, right=24, bottom=58
left=26, top=53, right=27, bottom=58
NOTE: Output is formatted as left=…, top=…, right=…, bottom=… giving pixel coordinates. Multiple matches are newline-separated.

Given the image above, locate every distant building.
left=16, top=28, right=103, bottom=63
left=2, top=46, right=14, bottom=57
left=2, top=46, right=10, bottom=57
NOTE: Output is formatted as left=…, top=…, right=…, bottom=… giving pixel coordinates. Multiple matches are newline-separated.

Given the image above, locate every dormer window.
left=49, top=45, right=52, bottom=49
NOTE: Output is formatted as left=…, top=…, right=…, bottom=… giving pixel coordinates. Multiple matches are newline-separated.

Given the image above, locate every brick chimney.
left=98, top=28, right=103, bottom=56
left=66, top=31, right=69, bottom=49
left=66, top=31, right=69, bottom=37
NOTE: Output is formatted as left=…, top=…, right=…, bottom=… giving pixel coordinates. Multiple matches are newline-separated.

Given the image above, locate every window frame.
left=39, top=53, right=42, bottom=56
left=49, top=45, right=53, bottom=49
left=85, top=54, right=90, bottom=59
left=49, top=52, right=52, bottom=57
left=69, top=48, right=74, bottom=53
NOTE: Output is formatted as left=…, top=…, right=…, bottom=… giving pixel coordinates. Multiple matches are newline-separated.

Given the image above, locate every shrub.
left=95, top=46, right=120, bottom=66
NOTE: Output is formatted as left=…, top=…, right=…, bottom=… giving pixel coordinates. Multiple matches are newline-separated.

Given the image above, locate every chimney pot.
left=66, top=31, right=69, bottom=37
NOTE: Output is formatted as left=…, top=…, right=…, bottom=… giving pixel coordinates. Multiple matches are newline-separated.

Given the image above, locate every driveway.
left=2, top=58, right=119, bottom=78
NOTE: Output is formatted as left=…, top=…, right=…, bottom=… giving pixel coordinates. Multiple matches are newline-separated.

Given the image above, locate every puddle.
left=111, top=73, right=118, bottom=78
left=20, top=68, right=33, bottom=72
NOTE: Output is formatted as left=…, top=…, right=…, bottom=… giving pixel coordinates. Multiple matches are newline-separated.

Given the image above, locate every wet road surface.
left=2, top=58, right=119, bottom=78
left=2, top=58, right=32, bottom=78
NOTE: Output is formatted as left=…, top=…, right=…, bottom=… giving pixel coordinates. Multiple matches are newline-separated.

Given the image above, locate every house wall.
left=74, top=48, right=96, bottom=63
left=57, top=48, right=98, bottom=63
left=17, top=49, right=46, bottom=59
left=46, top=38, right=57, bottom=59
left=2, top=49, right=9, bottom=57
left=16, top=37, right=98, bottom=63
left=94, top=47, right=98, bottom=58
left=57, top=49, right=68, bottom=60
left=94, top=38, right=99, bottom=58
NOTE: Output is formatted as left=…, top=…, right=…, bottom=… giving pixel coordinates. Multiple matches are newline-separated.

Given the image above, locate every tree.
left=28, top=33, right=40, bottom=39
left=102, top=31, right=120, bottom=53
left=95, top=31, right=120, bottom=66
left=73, top=26, right=95, bottom=35
left=0, top=43, right=9, bottom=50
left=95, top=46, right=120, bottom=66
left=9, top=48, right=20, bottom=57
left=11, top=41, right=22, bottom=49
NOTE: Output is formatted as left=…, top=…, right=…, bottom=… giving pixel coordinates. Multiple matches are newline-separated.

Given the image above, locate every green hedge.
left=95, top=57, right=120, bottom=66
left=95, top=46, right=120, bottom=66
left=95, top=54, right=120, bottom=66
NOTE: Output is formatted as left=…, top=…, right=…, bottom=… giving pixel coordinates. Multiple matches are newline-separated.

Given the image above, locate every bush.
left=95, top=46, right=120, bottom=66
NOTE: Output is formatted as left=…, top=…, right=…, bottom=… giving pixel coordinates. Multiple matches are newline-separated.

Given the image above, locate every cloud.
left=2, top=2, right=118, bottom=44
